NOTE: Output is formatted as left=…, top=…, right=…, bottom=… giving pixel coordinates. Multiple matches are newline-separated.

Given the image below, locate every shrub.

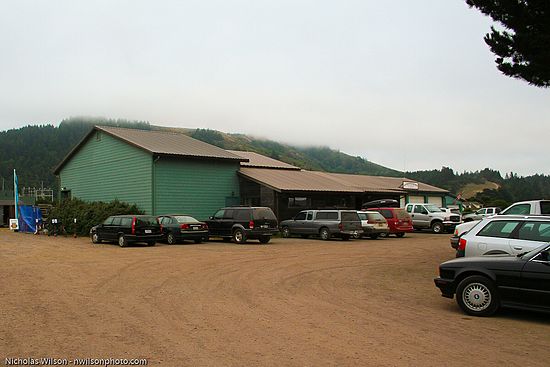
left=46, top=198, right=143, bottom=236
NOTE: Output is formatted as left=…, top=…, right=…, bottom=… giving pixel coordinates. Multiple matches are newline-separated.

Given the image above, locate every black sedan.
left=434, top=244, right=550, bottom=316
left=157, top=214, right=209, bottom=244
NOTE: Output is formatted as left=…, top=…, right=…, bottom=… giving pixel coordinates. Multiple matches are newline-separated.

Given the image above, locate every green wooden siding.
left=154, top=158, right=240, bottom=220
left=60, top=132, right=153, bottom=213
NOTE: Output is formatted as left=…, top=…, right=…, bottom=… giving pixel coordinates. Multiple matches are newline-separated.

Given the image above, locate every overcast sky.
left=1, top=1, right=548, bottom=176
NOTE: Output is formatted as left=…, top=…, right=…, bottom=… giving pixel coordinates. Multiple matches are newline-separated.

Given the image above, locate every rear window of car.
left=136, top=217, right=158, bottom=226
left=477, top=220, right=521, bottom=238
left=502, top=203, right=530, bottom=215
left=316, top=211, right=338, bottom=220
left=252, top=208, right=276, bottom=220
left=341, top=212, right=359, bottom=221
left=174, top=216, right=199, bottom=223
left=120, top=217, right=132, bottom=226
left=377, top=209, right=393, bottom=219
left=367, top=213, right=385, bottom=222
left=394, top=209, right=410, bottom=220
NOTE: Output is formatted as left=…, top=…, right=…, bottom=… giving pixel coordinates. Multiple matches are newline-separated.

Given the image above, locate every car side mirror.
left=209, top=216, right=213, bottom=220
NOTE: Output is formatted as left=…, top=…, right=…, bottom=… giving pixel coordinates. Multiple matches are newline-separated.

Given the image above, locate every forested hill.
left=1, top=118, right=549, bottom=207
left=0, top=118, right=401, bottom=191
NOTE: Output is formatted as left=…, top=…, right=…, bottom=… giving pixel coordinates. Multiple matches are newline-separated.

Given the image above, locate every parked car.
left=462, top=207, right=501, bottom=222
left=205, top=206, right=278, bottom=244
left=355, top=211, right=389, bottom=239
left=280, top=210, right=362, bottom=240
left=434, top=243, right=550, bottom=316
left=368, top=207, right=413, bottom=237
left=456, top=215, right=550, bottom=257
left=90, top=215, right=162, bottom=247
left=404, top=203, right=461, bottom=233
left=451, top=199, right=550, bottom=249
left=157, top=214, right=209, bottom=244
left=500, top=199, right=550, bottom=215
left=450, top=220, right=483, bottom=249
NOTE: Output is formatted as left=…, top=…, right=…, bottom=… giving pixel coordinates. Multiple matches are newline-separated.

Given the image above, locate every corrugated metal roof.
left=313, top=172, right=448, bottom=193
left=238, top=167, right=448, bottom=194
left=227, top=150, right=300, bottom=170
left=54, top=126, right=246, bottom=174
left=238, top=167, right=361, bottom=193
left=99, top=126, right=245, bottom=160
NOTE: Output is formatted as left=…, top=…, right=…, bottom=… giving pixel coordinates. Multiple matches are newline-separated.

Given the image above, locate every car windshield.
left=520, top=243, right=550, bottom=259
left=425, top=205, right=443, bottom=213
left=394, top=209, right=409, bottom=220
left=174, top=216, right=199, bottom=223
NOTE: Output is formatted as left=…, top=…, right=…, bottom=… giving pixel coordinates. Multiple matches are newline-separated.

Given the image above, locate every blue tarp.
left=18, top=205, right=43, bottom=233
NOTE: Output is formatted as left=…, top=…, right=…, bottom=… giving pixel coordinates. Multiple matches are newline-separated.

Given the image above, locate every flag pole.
left=14, top=169, right=18, bottom=225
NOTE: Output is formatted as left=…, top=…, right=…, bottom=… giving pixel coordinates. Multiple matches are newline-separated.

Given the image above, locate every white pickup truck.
left=450, top=199, right=550, bottom=248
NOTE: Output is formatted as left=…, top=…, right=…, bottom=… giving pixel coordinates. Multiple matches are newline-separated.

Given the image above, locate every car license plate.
left=192, top=227, right=199, bottom=230
left=261, top=224, right=268, bottom=229
left=145, top=229, right=152, bottom=234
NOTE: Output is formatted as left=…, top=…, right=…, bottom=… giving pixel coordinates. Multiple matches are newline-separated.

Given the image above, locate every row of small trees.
left=46, top=199, right=142, bottom=236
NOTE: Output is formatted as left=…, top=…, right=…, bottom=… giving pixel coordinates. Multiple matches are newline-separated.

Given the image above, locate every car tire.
left=396, top=232, right=405, bottom=238
left=369, top=234, right=379, bottom=240
left=456, top=275, right=500, bottom=317
left=352, top=232, right=361, bottom=239
left=379, top=232, right=388, bottom=238
left=431, top=221, right=444, bottom=234
left=147, top=241, right=156, bottom=246
left=281, top=226, right=291, bottom=238
left=118, top=235, right=127, bottom=248
left=233, top=229, right=247, bottom=244
left=91, top=232, right=101, bottom=244
left=167, top=232, right=177, bottom=245
left=259, top=236, right=271, bottom=244
left=319, top=227, right=330, bottom=241
left=341, top=234, right=350, bottom=241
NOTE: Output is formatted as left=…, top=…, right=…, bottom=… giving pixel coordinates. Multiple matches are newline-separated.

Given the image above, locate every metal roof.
left=238, top=167, right=448, bottom=194
left=226, top=150, right=300, bottom=170
left=54, top=126, right=246, bottom=174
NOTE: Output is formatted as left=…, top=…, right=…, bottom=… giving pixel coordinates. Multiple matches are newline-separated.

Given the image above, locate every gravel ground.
left=1, top=229, right=549, bottom=367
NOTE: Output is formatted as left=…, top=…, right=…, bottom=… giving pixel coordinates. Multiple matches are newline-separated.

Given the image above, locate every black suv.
left=205, top=206, right=278, bottom=244
left=90, top=215, right=162, bottom=247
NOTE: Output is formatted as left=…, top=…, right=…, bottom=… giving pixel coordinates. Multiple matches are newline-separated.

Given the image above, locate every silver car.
left=456, top=215, right=550, bottom=257
left=280, top=210, right=362, bottom=240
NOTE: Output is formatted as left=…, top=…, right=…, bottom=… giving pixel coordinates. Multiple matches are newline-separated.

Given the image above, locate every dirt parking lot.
left=1, top=229, right=549, bottom=367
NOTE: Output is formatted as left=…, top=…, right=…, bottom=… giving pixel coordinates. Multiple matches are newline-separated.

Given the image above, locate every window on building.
left=288, top=197, right=310, bottom=208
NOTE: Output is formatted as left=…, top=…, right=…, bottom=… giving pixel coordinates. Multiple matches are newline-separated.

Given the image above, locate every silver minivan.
left=279, top=210, right=362, bottom=240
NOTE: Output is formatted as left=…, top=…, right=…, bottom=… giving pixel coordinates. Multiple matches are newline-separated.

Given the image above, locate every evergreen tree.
left=466, top=0, right=550, bottom=87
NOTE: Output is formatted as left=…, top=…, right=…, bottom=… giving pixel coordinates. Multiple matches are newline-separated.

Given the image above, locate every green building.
left=54, top=126, right=245, bottom=220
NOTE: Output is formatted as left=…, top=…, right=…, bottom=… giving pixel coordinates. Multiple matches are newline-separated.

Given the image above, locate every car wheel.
left=319, top=228, right=330, bottom=241
left=341, top=234, right=350, bottom=241
left=118, top=235, right=127, bottom=248
left=281, top=226, right=291, bottom=238
left=259, top=236, right=271, bottom=244
left=369, top=234, right=379, bottom=240
left=396, top=232, right=405, bottom=238
left=352, top=232, right=361, bottom=239
left=379, top=232, right=388, bottom=238
left=456, top=276, right=500, bottom=316
left=431, top=221, right=444, bottom=234
left=167, top=232, right=177, bottom=245
left=233, top=229, right=247, bottom=244
left=91, top=232, right=101, bottom=244
left=147, top=241, right=156, bottom=246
